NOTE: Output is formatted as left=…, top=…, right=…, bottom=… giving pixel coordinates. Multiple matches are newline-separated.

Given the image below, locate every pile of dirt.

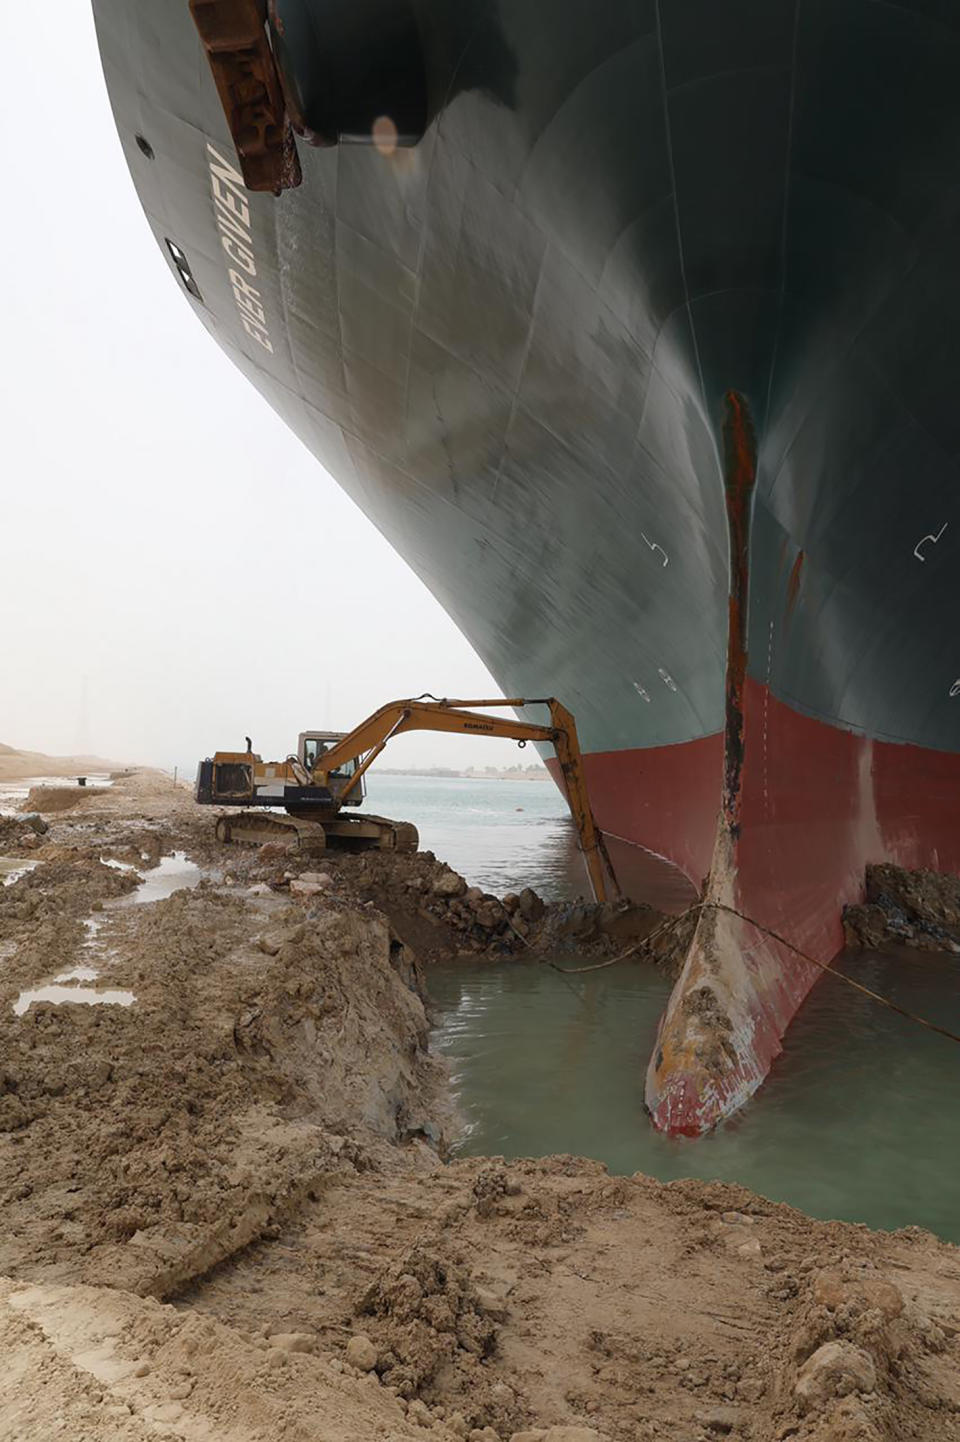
left=244, top=846, right=549, bottom=961
left=843, top=863, right=960, bottom=953
left=21, top=784, right=110, bottom=813
left=0, top=1275, right=436, bottom=1442
left=226, top=843, right=693, bottom=976
left=0, top=879, right=449, bottom=1297
left=0, top=812, right=49, bottom=852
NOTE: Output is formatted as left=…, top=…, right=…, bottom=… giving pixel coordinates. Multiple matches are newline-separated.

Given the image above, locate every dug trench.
left=1, top=773, right=960, bottom=1441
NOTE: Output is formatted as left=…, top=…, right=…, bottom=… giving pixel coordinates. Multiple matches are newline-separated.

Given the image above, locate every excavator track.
left=214, top=812, right=326, bottom=850
left=214, top=811, right=418, bottom=853
left=360, top=816, right=419, bottom=853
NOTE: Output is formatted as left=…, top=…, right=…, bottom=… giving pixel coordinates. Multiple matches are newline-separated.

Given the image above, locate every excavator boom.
left=312, top=697, right=617, bottom=904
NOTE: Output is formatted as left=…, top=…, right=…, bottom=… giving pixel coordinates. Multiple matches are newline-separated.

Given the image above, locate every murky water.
left=366, top=776, right=960, bottom=1239
left=430, top=947, right=960, bottom=1242
left=112, top=850, right=201, bottom=906
left=13, top=984, right=135, bottom=1017
left=0, top=858, right=38, bottom=887
left=365, top=774, right=575, bottom=896
left=363, top=774, right=694, bottom=909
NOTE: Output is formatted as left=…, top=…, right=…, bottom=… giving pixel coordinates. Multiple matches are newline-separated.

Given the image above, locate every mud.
left=843, top=863, right=960, bottom=954
left=22, top=785, right=111, bottom=812
left=0, top=771, right=959, bottom=1441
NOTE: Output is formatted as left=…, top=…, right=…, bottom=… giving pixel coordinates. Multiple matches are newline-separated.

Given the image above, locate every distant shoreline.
left=372, top=769, right=550, bottom=782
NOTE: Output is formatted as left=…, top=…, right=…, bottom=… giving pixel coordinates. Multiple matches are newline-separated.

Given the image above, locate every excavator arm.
left=312, top=697, right=618, bottom=904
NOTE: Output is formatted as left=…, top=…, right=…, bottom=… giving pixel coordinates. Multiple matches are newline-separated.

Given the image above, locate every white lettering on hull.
left=206, top=143, right=275, bottom=354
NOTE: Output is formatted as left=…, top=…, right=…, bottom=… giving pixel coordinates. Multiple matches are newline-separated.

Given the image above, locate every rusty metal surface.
left=189, top=0, right=301, bottom=193
left=719, top=391, right=758, bottom=843
left=643, top=394, right=763, bottom=1137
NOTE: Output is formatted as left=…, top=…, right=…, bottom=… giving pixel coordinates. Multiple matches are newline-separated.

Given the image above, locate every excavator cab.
left=298, top=732, right=364, bottom=807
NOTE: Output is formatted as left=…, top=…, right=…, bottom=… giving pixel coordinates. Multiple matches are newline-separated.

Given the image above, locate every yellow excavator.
left=195, top=696, right=618, bottom=903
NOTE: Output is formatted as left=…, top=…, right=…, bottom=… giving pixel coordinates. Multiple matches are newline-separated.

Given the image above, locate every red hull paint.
left=578, top=732, right=723, bottom=889
left=576, top=680, right=960, bottom=1134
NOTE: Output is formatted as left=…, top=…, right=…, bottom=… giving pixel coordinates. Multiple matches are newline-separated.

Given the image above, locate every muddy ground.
left=1, top=772, right=959, bottom=1442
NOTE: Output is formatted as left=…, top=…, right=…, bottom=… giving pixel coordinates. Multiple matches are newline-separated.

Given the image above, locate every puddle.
left=116, top=851, right=201, bottom=906
left=0, top=857, right=38, bottom=887
left=10, top=851, right=200, bottom=1017
left=13, top=984, right=135, bottom=1017
left=101, top=856, right=140, bottom=874
left=82, top=917, right=106, bottom=949
left=53, top=966, right=100, bottom=983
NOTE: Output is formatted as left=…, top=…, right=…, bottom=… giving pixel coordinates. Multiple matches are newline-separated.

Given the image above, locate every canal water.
left=429, top=951, right=960, bottom=1242
left=363, top=773, right=960, bottom=1243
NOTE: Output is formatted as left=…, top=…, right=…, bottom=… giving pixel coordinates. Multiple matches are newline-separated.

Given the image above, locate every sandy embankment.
left=0, top=770, right=958, bottom=1442
left=0, top=742, right=124, bottom=782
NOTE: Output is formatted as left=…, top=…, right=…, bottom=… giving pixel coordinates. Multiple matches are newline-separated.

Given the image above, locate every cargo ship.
left=92, top=0, right=960, bottom=1135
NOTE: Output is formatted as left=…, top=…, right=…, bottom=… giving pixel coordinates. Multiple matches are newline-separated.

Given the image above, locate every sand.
left=0, top=742, right=125, bottom=782
left=0, top=771, right=958, bottom=1442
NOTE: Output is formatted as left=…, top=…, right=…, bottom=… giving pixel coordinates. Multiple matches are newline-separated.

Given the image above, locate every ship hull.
left=574, top=680, right=960, bottom=1131
left=92, top=0, right=960, bottom=1133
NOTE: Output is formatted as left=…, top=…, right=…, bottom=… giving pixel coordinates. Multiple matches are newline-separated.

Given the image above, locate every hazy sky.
left=1, top=5, right=535, bottom=775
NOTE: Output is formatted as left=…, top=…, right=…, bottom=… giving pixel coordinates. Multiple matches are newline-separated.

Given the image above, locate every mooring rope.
left=541, top=898, right=960, bottom=1047
left=544, top=904, right=700, bottom=975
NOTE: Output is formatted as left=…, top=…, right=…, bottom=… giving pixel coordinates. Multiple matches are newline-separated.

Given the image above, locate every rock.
left=695, top=1407, right=739, bottom=1434
left=468, top=1430, right=500, bottom=1442
left=433, top=869, right=467, bottom=898
left=300, top=871, right=334, bottom=888
left=501, top=893, right=520, bottom=912
left=517, top=888, right=544, bottom=922
left=258, top=932, right=283, bottom=955
left=143, top=1403, right=183, bottom=1424
left=345, top=1334, right=379, bottom=1372
left=18, top=834, right=40, bottom=851
left=475, top=903, right=502, bottom=931
left=247, top=882, right=272, bottom=896
left=542, top=1429, right=607, bottom=1442
left=814, top=1397, right=883, bottom=1441
left=510, top=1433, right=546, bottom=1442
left=474, top=1286, right=509, bottom=1322
left=813, top=1271, right=903, bottom=1322
left=270, top=1331, right=317, bottom=1354
left=857, top=1278, right=905, bottom=1321
left=737, top=1239, right=763, bottom=1260
left=289, top=879, right=324, bottom=899
left=464, top=887, right=484, bottom=907
left=21, top=814, right=48, bottom=835
left=407, top=1399, right=433, bottom=1427
left=795, top=1342, right=877, bottom=1413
